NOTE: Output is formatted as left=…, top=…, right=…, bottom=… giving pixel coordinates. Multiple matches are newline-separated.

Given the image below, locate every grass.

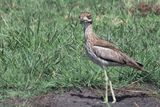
left=0, top=0, right=160, bottom=100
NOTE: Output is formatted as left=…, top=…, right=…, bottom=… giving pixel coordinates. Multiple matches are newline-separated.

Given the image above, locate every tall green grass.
left=0, top=0, right=160, bottom=100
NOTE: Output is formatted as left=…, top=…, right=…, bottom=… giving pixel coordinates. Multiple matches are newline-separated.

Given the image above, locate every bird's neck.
left=83, top=23, right=94, bottom=40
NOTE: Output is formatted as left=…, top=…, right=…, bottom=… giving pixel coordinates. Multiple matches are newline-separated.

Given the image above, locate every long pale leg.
left=109, top=80, right=116, bottom=103
left=104, top=70, right=109, bottom=103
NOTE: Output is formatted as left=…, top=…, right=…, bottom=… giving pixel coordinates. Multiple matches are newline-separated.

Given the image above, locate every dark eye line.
left=87, top=16, right=91, bottom=19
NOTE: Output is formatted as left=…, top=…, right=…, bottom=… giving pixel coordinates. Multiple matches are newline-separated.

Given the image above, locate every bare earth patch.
left=1, top=84, right=160, bottom=107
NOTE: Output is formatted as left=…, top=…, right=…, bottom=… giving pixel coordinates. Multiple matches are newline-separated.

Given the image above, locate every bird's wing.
left=92, top=45, right=143, bottom=70
left=94, top=38, right=121, bottom=51
left=92, top=46, right=126, bottom=64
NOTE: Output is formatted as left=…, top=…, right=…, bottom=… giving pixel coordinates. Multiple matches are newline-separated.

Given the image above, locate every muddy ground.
left=1, top=84, right=160, bottom=107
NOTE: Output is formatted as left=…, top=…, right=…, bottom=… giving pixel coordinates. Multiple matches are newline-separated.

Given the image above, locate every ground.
left=1, top=84, right=160, bottom=107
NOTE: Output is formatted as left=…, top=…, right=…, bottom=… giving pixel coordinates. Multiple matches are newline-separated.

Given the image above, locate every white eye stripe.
left=83, top=16, right=88, bottom=20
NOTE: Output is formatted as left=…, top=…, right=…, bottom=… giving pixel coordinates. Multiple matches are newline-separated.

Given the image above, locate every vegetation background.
left=0, top=0, right=160, bottom=100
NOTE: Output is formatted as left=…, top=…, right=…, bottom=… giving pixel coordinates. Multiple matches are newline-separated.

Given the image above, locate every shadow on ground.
left=1, top=86, right=160, bottom=107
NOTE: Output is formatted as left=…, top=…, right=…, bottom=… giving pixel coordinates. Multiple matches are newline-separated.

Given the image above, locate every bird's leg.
left=109, top=80, right=116, bottom=103
left=103, top=69, right=109, bottom=103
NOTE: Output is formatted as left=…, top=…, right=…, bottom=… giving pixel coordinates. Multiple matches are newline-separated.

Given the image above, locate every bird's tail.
left=128, top=61, right=150, bottom=74
left=135, top=61, right=144, bottom=71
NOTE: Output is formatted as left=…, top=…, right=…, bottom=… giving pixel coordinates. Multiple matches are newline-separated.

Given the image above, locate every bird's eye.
left=87, top=15, right=92, bottom=19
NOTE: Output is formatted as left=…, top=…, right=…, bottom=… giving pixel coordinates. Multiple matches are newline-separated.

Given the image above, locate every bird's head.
left=79, top=12, right=92, bottom=24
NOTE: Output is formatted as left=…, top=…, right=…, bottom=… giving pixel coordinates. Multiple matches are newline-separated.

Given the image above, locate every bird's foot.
left=102, top=99, right=116, bottom=104
left=112, top=100, right=116, bottom=104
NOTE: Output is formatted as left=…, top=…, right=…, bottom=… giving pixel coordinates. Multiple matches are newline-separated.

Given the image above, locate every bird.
left=79, top=12, right=145, bottom=104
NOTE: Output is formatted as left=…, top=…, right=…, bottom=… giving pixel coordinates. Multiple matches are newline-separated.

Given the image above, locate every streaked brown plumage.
left=79, top=12, right=144, bottom=103
left=89, top=34, right=143, bottom=70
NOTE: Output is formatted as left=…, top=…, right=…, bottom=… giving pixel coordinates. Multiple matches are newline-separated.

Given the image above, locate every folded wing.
left=92, top=46, right=143, bottom=71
